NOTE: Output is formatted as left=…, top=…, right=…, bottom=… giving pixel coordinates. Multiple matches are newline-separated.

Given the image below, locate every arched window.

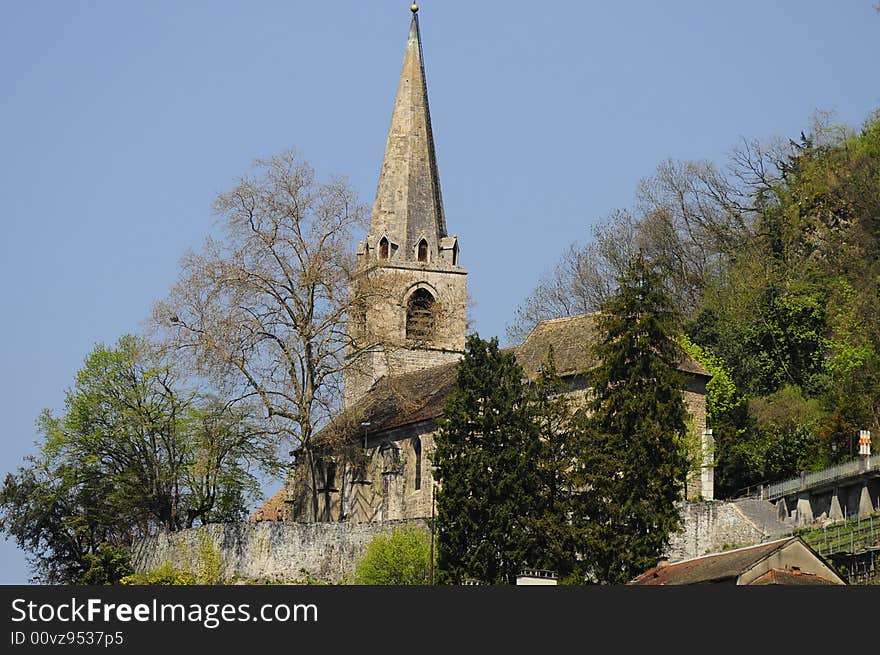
left=379, top=236, right=389, bottom=260
left=406, top=289, right=435, bottom=341
left=413, top=437, right=422, bottom=491
left=417, top=239, right=429, bottom=263
left=452, top=242, right=459, bottom=266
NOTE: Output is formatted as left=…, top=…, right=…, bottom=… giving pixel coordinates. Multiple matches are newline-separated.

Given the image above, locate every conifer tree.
left=433, top=335, right=541, bottom=584
left=572, top=255, right=690, bottom=584
left=526, top=348, right=580, bottom=581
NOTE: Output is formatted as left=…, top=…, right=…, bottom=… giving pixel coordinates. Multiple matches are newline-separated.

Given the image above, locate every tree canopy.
left=569, top=255, right=690, bottom=584
left=510, top=108, right=880, bottom=495
left=433, top=335, right=542, bottom=584
left=0, top=336, right=279, bottom=583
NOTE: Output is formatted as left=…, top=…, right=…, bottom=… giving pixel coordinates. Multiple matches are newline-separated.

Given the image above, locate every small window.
left=379, top=237, right=389, bottom=260
left=452, top=242, right=459, bottom=266
left=417, top=239, right=429, bottom=263
left=413, top=437, right=422, bottom=491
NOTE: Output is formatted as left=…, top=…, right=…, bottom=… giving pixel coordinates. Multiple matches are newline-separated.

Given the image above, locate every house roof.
left=516, top=313, right=711, bottom=379
left=749, top=568, right=837, bottom=586
left=250, top=487, right=287, bottom=522
left=629, top=539, right=790, bottom=585
left=627, top=537, right=841, bottom=585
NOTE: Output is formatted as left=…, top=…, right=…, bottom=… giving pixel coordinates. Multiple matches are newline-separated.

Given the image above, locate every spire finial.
left=411, top=4, right=419, bottom=13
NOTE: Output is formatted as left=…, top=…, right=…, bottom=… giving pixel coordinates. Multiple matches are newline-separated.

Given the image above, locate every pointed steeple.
left=344, top=6, right=467, bottom=408
left=368, top=8, right=447, bottom=262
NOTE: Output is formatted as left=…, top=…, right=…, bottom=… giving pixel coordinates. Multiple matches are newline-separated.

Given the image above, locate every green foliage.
left=678, top=335, right=752, bottom=496
left=79, top=544, right=133, bottom=585
left=353, top=525, right=432, bottom=585
left=194, top=532, right=222, bottom=584
left=0, top=439, right=132, bottom=584
left=524, top=349, right=581, bottom=581
left=680, top=109, right=880, bottom=493
left=571, top=256, right=690, bottom=584
left=747, top=386, right=826, bottom=478
left=434, top=335, right=542, bottom=585
left=678, top=336, right=738, bottom=426
left=0, top=336, right=281, bottom=583
left=120, top=564, right=196, bottom=586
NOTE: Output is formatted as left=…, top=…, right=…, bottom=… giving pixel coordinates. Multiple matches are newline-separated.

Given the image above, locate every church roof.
left=368, top=9, right=447, bottom=255
left=313, top=359, right=460, bottom=446
left=311, top=313, right=710, bottom=446
left=516, top=313, right=711, bottom=379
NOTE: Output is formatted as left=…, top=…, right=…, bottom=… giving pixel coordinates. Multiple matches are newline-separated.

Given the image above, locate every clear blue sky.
left=1, top=1, right=878, bottom=583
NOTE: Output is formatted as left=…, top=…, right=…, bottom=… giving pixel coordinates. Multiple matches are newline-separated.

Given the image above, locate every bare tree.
left=506, top=211, right=638, bottom=344
left=507, top=154, right=760, bottom=342
left=153, top=148, right=387, bottom=520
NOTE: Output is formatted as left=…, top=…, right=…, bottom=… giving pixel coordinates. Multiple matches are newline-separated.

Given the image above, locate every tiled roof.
left=250, top=487, right=287, bottom=522
left=628, top=538, right=793, bottom=585
left=311, top=313, right=710, bottom=447
left=516, top=313, right=711, bottom=379
left=749, top=568, right=838, bottom=586
left=313, top=359, right=459, bottom=445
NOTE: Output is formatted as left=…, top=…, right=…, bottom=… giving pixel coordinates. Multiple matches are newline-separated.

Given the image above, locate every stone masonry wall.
left=132, top=520, right=427, bottom=584
left=134, top=500, right=785, bottom=582
left=667, top=500, right=790, bottom=561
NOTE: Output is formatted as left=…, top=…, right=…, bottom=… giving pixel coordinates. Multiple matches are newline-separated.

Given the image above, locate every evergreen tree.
left=525, top=348, right=581, bottom=582
left=572, top=255, right=690, bottom=584
left=434, top=335, right=541, bottom=584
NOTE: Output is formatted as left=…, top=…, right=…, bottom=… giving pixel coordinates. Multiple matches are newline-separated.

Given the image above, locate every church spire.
left=368, top=6, right=447, bottom=261
left=344, top=5, right=466, bottom=408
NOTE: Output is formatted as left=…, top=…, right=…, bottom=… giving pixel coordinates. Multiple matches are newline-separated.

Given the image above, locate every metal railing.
left=766, top=457, right=880, bottom=500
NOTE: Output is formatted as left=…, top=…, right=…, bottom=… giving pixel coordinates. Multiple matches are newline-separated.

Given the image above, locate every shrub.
left=354, top=525, right=432, bottom=585
left=119, top=563, right=196, bottom=585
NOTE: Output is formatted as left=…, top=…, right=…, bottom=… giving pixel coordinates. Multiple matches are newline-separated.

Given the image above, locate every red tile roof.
left=628, top=538, right=792, bottom=585
left=250, top=487, right=287, bottom=522
left=749, top=568, right=838, bottom=586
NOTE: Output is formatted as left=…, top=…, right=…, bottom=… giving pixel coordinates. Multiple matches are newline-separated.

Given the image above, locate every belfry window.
left=452, top=242, right=459, bottom=266
left=379, top=237, right=389, bottom=260
left=417, top=239, right=429, bottom=263
left=406, top=289, right=435, bottom=341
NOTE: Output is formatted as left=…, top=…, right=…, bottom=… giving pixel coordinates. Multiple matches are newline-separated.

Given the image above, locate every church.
left=254, top=6, right=712, bottom=525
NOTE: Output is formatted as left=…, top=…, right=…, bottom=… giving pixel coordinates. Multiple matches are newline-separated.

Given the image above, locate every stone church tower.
left=344, top=7, right=467, bottom=408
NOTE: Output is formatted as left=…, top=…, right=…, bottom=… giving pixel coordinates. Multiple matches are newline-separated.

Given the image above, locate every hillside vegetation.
left=512, top=109, right=880, bottom=497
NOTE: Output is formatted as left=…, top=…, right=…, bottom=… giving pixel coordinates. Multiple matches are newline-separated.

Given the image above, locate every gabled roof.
left=627, top=537, right=843, bottom=585
left=516, top=313, right=710, bottom=379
